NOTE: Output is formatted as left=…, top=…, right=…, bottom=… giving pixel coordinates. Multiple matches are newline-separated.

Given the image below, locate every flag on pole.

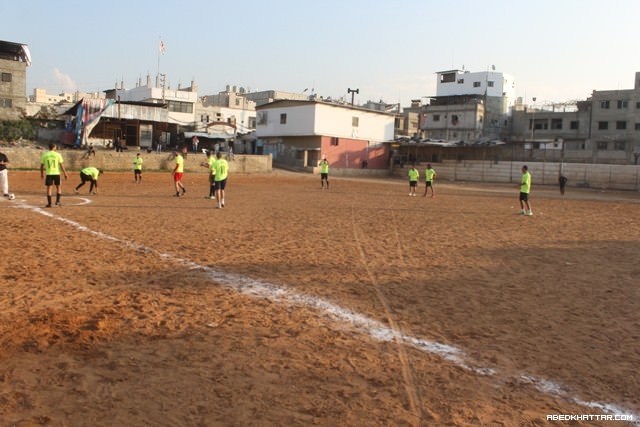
left=159, top=39, right=166, bottom=54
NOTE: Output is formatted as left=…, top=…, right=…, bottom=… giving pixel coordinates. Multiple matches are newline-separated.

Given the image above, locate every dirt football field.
left=0, top=168, right=639, bottom=427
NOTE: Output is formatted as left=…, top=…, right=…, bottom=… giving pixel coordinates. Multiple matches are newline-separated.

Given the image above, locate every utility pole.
left=160, top=74, right=166, bottom=103
left=347, top=88, right=359, bottom=106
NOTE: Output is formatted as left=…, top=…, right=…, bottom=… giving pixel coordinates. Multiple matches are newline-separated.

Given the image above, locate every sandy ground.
left=0, top=168, right=639, bottom=427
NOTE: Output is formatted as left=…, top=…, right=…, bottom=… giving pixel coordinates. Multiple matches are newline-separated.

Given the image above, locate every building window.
left=457, top=78, right=464, bottom=84
left=473, top=82, right=481, bottom=88
left=600, top=100, right=610, bottom=109
left=352, top=116, right=359, bottom=127
left=0, top=98, right=12, bottom=108
left=451, top=115, right=459, bottom=125
left=597, top=141, right=608, bottom=150
left=635, top=123, right=640, bottom=131
left=570, top=121, right=579, bottom=130
left=614, top=141, right=626, bottom=150
left=617, top=100, right=628, bottom=109
left=330, top=137, right=339, bottom=146
left=487, top=81, right=494, bottom=87
left=257, top=111, right=267, bottom=125
left=432, top=114, right=440, bottom=122
left=167, top=101, right=193, bottom=113
left=440, top=72, right=456, bottom=83
left=636, top=101, right=640, bottom=109
left=551, top=119, right=562, bottom=130
left=616, top=121, right=627, bottom=130
left=1, top=73, right=11, bottom=83
left=280, top=113, right=287, bottom=124
left=598, top=121, right=608, bottom=130
left=248, top=117, right=257, bottom=128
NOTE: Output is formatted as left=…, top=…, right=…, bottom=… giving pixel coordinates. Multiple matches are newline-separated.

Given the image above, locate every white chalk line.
left=15, top=200, right=640, bottom=423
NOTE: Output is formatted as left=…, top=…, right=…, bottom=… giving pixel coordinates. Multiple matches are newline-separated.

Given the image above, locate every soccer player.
left=213, top=151, right=229, bottom=208
left=319, top=158, right=329, bottom=189
left=519, top=165, right=533, bottom=216
left=133, top=153, right=143, bottom=183
left=423, top=163, right=437, bottom=198
left=558, top=173, right=568, bottom=195
left=200, top=150, right=216, bottom=199
left=40, top=143, right=68, bottom=207
left=0, top=151, right=11, bottom=198
left=408, top=165, right=419, bottom=196
left=74, top=167, right=102, bottom=195
left=172, top=150, right=186, bottom=197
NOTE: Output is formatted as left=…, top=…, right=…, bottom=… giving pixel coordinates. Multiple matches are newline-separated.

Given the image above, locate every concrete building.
left=244, top=89, right=310, bottom=107
left=256, top=100, right=394, bottom=169
left=588, top=72, right=640, bottom=164
left=29, top=88, right=105, bottom=105
left=109, top=75, right=198, bottom=126
left=199, top=86, right=257, bottom=134
left=510, top=100, right=590, bottom=160
left=0, top=40, right=30, bottom=120
left=420, top=69, right=516, bottom=141
left=509, top=72, right=640, bottom=164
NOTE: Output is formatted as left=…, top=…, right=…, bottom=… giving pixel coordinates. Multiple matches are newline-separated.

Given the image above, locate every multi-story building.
left=510, top=100, right=590, bottom=155
left=420, top=69, right=516, bottom=141
left=510, top=72, right=640, bottom=164
left=0, top=40, right=30, bottom=120
left=30, top=88, right=105, bottom=105
left=256, top=100, right=394, bottom=169
left=109, top=74, right=198, bottom=126
left=244, top=89, right=309, bottom=107
left=198, top=85, right=257, bottom=134
left=588, top=72, right=640, bottom=164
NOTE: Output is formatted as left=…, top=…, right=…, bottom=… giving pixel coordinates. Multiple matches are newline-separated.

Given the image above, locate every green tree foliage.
left=0, top=120, right=36, bottom=141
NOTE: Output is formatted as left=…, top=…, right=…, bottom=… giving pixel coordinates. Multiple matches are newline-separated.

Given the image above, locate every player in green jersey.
left=40, top=143, right=68, bottom=207
left=74, top=167, right=102, bottom=195
left=319, top=158, right=329, bottom=189
left=423, top=164, right=437, bottom=198
left=133, top=153, right=143, bottom=183
left=214, top=152, right=229, bottom=208
left=408, top=165, right=419, bottom=196
left=519, top=165, right=532, bottom=216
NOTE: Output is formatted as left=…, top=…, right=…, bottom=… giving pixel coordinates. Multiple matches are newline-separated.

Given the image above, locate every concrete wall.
left=392, top=160, right=640, bottom=191
left=0, top=147, right=272, bottom=174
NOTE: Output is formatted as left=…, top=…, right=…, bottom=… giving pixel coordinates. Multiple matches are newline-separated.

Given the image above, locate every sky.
left=2, top=0, right=640, bottom=108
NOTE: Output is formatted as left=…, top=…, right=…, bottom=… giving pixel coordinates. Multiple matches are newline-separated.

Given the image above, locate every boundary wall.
left=0, top=148, right=272, bottom=174
left=393, top=160, right=640, bottom=191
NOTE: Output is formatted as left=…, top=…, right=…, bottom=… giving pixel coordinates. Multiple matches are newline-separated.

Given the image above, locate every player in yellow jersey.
left=133, top=153, right=143, bottom=184
left=40, top=143, right=68, bottom=207
left=519, top=165, right=532, bottom=216
left=422, top=164, right=437, bottom=198
left=214, top=151, right=229, bottom=208
left=407, top=165, right=419, bottom=196
left=172, top=150, right=186, bottom=197
left=74, top=167, right=102, bottom=195
left=319, top=158, right=329, bottom=189
left=200, top=150, right=216, bottom=199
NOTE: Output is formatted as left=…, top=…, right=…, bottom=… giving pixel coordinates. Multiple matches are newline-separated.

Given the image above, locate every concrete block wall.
left=0, top=147, right=272, bottom=174
left=393, top=160, right=640, bottom=191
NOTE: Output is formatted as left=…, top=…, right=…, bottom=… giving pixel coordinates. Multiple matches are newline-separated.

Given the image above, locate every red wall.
left=319, top=136, right=388, bottom=169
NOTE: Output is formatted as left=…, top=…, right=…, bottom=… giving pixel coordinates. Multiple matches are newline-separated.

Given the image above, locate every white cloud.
left=52, top=68, right=77, bottom=92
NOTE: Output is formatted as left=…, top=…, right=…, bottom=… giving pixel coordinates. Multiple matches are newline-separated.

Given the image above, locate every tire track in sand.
left=350, top=205, right=425, bottom=426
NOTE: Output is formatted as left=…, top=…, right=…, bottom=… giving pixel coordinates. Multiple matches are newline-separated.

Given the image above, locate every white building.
left=256, top=100, right=394, bottom=169
left=113, top=76, right=198, bottom=126
left=436, top=69, right=516, bottom=113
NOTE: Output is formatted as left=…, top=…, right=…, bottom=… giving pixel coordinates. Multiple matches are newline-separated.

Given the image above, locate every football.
left=8, top=193, right=15, bottom=200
